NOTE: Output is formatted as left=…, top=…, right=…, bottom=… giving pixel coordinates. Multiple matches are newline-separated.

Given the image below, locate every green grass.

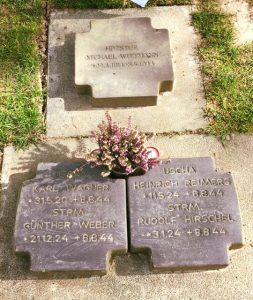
left=124, top=0, right=192, bottom=7
left=1, top=0, right=252, bottom=150
left=0, top=0, right=44, bottom=149
left=49, top=0, right=191, bottom=9
left=0, top=0, right=191, bottom=151
left=192, top=0, right=253, bottom=139
left=49, top=0, right=124, bottom=9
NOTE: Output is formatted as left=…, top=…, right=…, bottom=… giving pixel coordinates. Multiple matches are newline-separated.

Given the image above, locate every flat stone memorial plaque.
left=75, top=17, right=174, bottom=107
left=127, top=157, right=243, bottom=271
left=14, top=163, right=127, bottom=273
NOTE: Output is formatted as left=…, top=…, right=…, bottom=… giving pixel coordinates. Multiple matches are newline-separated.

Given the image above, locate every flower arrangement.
left=69, top=112, right=160, bottom=178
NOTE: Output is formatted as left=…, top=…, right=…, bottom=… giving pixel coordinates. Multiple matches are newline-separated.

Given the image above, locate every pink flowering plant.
left=83, top=112, right=160, bottom=177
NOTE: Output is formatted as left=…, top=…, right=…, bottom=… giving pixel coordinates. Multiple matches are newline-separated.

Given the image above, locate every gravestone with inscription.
left=75, top=17, right=174, bottom=107
left=127, top=157, right=243, bottom=271
left=14, top=162, right=127, bottom=273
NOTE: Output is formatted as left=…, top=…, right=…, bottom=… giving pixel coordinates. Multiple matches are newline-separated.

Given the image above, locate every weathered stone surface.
left=221, top=0, right=253, bottom=45
left=1, top=135, right=253, bottom=298
left=14, top=162, right=127, bottom=273
left=47, top=7, right=207, bottom=137
left=75, top=17, right=174, bottom=107
left=127, top=157, right=243, bottom=271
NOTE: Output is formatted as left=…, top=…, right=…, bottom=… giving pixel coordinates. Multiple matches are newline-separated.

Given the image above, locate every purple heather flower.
left=87, top=111, right=159, bottom=175
left=112, top=145, right=119, bottom=152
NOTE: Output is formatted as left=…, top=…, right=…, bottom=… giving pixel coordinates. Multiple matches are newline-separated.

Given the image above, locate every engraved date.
left=28, top=196, right=67, bottom=205
left=27, top=234, right=68, bottom=243
left=187, top=227, right=227, bottom=237
left=142, top=229, right=181, bottom=239
left=191, top=189, right=224, bottom=197
left=82, top=233, right=114, bottom=243
left=144, top=191, right=179, bottom=200
left=71, top=195, right=110, bottom=204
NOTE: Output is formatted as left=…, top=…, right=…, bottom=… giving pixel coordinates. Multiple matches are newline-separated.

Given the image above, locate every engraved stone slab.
left=75, top=17, right=174, bottom=107
left=47, top=8, right=207, bottom=137
left=14, top=163, right=127, bottom=273
left=127, top=157, right=243, bottom=271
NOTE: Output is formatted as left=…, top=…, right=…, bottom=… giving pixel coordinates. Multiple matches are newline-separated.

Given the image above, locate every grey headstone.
left=46, top=8, right=207, bottom=138
left=75, top=17, right=174, bottom=107
left=127, top=157, right=243, bottom=271
left=14, top=162, right=127, bottom=273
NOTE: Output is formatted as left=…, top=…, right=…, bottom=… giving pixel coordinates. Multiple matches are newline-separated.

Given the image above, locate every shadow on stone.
left=112, top=251, right=152, bottom=276
left=52, top=10, right=122, bottom=21
left=48, top=11, right=126, bottom=112
left=48, top=33, right=94, bottom=111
